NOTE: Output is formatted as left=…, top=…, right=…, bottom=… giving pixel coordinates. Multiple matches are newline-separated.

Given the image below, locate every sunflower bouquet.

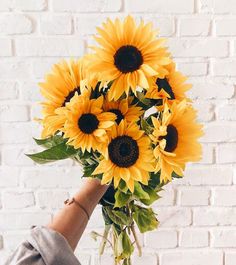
left=27, top=16, right=203, bottom=265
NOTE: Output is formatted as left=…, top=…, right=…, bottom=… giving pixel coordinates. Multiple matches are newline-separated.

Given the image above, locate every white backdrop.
left=0, top=0, right=236, bottom=264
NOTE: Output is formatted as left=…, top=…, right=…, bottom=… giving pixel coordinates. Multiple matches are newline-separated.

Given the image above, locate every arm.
left=47, top=177, right=109, bottom=251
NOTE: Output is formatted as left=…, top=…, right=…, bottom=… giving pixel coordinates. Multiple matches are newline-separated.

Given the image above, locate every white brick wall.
left=0, top=0, right=235, bottom=264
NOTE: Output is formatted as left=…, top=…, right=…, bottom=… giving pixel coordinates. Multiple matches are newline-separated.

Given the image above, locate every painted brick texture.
left=0, top=0, right=235, bottom=264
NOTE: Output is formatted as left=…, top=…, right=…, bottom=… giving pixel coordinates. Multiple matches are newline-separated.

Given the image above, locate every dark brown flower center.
left=159, top=124, right=178, bottom=152
left=109, top=109, right=124, bottom=124
left=108, top=135, right=139, bottom=167
left=62, top=87, right=80, bottom=107
left=156, top=78, right=175, bottom=99
left=114, top=45, right=143, bottom=73
left=78, top=113, right=99, bottom=134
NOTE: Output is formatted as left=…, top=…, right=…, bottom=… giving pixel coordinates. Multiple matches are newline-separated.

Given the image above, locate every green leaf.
left=140, top=118, right=152, bottom=134
left=33, top=135, right=65, bottom=148
left=140, top=186, right=160, bottom=206
left=117, top=231, right=134, bottom=259
left=133, top=205, right=159, bottom=233
left=118, top=179, right=129, bottom=193
left=122, top=259, right=131, bottom=265
left=136, top=91, right=152, bottom=106
left=82, top=163, right=98, bottom=178
left=114, top=190, right=131, bottom=208
left=102, top=206, right=113, bottom=226
left=25, top=142, right=77, bottom=164
left=104, top=207, right=132, bottom=226
left=172, top=171, right=183, bottom=179
left=133, top=182, right=150, bottom=200
left=149, top=171, right=161, bottom=190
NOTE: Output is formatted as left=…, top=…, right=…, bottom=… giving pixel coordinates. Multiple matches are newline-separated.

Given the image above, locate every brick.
left=225, top=252, right=236, bottom=265
left=40, top=15, right=72, bottom=35
left=12, top=0, right=47, bottom=11
left=0, top=167, right=18, bottom=187
left=36, top=190, right=69, bottom=209
left=0, top=60, right=31, bottom=79
left=0, top=15, right=32, bottom=35
left=126, top=0, right=194, bottom=13
left=193, top=207, right=236, bottom=226
left=161, top=251, right=223, bottom=265
left=179, top=17, right=211, bottom=36
left=0, top=235, right=3, bottom=249
left=73, top=253, right=91, bottom=265
left=213, top=188, right=236, bottom=206
left=168, top=38, right=228, bottom=57
left=31, top=58, right=61, bottom=79
left=21, top=167, right=83, bottom=188
left=2, top=146, right=35, bottom=166
left=132, top=254, right=158, bottom=265
left=0, top=123, right=32, bottom=144
left=198, top=144, right=214, bottom=164
left=155, top=207, right=192, bottom=227
left=75, top=14, right=126, bottom=36
left=216, top=144, right=236, bottom=164
left=0, top=250, right=14, bottom=265
left=202, top=123, right=236, bottom=143
left=3, top=231, right=30, bottom=251
left=193, top=101, right=214, bottom=122
left=216, top=19, right=236, bottom=36
left=52, top=0, right=122, bottom=12
left=177, top=62, right=208, bottom=76
left=2, top=191, right=35, bottom=209
left=145, top=230, right=177, bottom=248
left=0, top=212, right=51, bottom=230
left=199, top=0, right=236, bottom=13
left=179, top=229, right=208, bottom=247
left=77, top=228, right=102, bottom=249
left=188, top=82, right=234, bottom=99
left=153, top=185, right=175, bottom=206
left=212, top=229, right=236, bottom=247
left=133, top=15, right=175, bottom=37
left=20, top=81, right=43, bottom=101
left=93, top=253, right=114, bottom=264
left=76, top=14, right=174, bottom=37
left=179, top=188, right=210, bottom=206
left=0, top=105, right=29, bottom=122
left=213, top=60, right=236, bottom=76
left=16, top=38, right=84, bottom=56
left=184, top=166, right=233, bottom=185
left=0, top=39, right=12, bottom=56
left=0, top=82, right=18, bottom=99
left=218, top=105, right=236, bottom=121
left=86, top=207, right=108, bottom=229
left=0, top=0, right=11, bottom=11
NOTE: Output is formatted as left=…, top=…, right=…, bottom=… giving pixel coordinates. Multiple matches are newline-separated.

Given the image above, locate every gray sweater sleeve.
left=4, top=226, right=81, bottom=265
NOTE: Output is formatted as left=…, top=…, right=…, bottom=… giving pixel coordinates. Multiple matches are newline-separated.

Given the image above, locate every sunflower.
left=59, top=93, right=116, bottom=153
left=150, top=101, right=203, bottom=183
left=145, top=62, right=192, bottom=104
left=92, top=120, right=155, bottom=192
left=41, top=88, right=91, bottom=138
left=40, top=58, right=86, bottom=116
left=39, top=58, right=90, bottom=138
left=103, top=97, right=143, bottom=124
left=86, top=15, right=170, bottom=101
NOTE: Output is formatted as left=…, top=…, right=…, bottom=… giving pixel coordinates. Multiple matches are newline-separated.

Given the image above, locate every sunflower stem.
left=130, top=222, right=142, bottom=257
left=99, top=225, right=112, bottom=255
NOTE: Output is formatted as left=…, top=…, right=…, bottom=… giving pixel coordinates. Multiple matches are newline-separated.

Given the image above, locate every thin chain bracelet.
left=64, top=197, right=90, bottom=220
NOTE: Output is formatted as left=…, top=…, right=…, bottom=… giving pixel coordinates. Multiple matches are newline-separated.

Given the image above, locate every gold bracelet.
left=64, top=197, right=90, bottom=220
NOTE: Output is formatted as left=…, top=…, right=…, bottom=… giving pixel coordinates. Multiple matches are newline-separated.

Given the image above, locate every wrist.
left=74, top=177, right=109, bottom=215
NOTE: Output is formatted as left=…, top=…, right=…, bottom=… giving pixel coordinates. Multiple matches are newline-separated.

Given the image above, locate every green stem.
left=130, top=223, right=142, bottom=257
left=99, top=225, right=112, bottom=255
